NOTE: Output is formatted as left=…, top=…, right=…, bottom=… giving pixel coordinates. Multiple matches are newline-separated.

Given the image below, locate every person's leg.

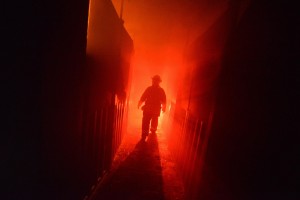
left=150, top=115, right=158, bottom=134
left=142, top=113, right=151, bottom=139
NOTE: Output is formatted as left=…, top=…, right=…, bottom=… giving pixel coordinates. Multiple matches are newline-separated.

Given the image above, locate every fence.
left=81, top=94, right=128, bottom=197
left=167, top=102, right=214, bottom=199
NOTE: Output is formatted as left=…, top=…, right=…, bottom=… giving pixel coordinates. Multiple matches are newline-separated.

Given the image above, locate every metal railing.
left=81, top=93, right=128, bottom=198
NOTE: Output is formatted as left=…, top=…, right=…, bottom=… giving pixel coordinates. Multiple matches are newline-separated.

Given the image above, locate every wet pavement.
left=91, top=129, right=185, bottom=200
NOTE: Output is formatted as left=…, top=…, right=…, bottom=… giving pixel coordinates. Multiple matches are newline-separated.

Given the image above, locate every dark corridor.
left=3, top=0, right=299, bottom=200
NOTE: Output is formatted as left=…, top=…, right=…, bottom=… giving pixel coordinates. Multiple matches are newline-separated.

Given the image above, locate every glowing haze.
left=111, top=0, right=230, bottom=129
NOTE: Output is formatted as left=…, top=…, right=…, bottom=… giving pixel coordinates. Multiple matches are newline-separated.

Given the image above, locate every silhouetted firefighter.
left=138, top=75, right=166, bottom=141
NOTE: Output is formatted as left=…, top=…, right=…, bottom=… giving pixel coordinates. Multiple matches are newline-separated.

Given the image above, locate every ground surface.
left=91, top=128, right=185, bottom=200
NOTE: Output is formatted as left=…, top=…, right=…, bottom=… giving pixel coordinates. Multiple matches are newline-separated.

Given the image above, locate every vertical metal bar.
left=121, top=102, right=124, bottom=142
left=184, top=118, right=199, bottom=185
left=93, top=110, right=98, bottom=171
left=102, top=106, right=108, bottom=172
left=116, top=101, right=120, bottom=151
left=188, top=121, right=203, bottom=190
left=115, top=102, right=119, bottom=153
left=117, top=102, right=123, bottom=148
left=178, top=111, right=189, bottom=175
left=117, top=102, right=121, bottom=148
left=103, top=104, right=109, bottom=171
left=112, top=104, right=115, bottom=158
left=182, top=117, right=192, bottom=182
left=175, top=110, right=188, bottom=164
left=97, top=107, right=104, bottom=177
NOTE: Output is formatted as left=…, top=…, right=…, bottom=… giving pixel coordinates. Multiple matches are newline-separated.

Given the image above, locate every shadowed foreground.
left=93, top=133, right=166, bottom=200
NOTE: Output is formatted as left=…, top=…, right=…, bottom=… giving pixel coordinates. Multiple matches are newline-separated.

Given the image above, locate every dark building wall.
left=3, top=0, right=132, bottom=199
left=3, top=3, right=43, bottom=198
left=170, top=1, right=299, bottom=199
left=3, top=0, right=90, bottom=199
left=86, top=0, right=133, bottom=107
left=168, top=2, right=238, bottom=198
left=83, top=0, right=133, bottom=198
left=199, top=1, right=299, bottom=200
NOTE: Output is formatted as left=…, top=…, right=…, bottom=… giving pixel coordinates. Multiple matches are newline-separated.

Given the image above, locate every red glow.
left=126, top=51, right=182, bottom=131
left=110, top=1, right=231, bottom=134
left=86, top=0, right=256, bottom=198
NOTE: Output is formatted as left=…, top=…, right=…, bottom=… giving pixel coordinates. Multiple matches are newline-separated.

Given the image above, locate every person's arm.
left=138, top=88, right=148, bottom=109
left=138, top=100, right=143, bottom=109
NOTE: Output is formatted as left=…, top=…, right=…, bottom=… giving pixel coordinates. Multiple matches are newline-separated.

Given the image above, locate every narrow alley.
left=3, top=0, right=299, bottom=200
left=89, top=128, right=184, bottom=200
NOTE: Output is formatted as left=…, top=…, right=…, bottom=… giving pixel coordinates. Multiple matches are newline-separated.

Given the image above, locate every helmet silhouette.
left=152, top=75, right=162, bottom=82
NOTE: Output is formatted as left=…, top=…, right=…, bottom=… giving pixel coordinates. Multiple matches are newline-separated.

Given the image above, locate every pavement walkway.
left=90, top=128, right=185, bottom=200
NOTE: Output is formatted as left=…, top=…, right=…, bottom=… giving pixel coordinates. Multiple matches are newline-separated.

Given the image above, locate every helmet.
left=152, top=75, right=162, bottom=82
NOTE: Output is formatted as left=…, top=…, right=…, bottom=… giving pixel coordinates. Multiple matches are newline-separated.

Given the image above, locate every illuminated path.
left=90, top=128, right=185, bottom=200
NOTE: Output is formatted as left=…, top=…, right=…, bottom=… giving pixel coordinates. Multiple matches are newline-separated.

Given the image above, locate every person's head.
left=152, top=75, right=162, bottom=86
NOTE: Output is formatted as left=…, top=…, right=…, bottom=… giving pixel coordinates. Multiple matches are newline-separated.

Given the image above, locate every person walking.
left=138, top=75, right=166, bottom=141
